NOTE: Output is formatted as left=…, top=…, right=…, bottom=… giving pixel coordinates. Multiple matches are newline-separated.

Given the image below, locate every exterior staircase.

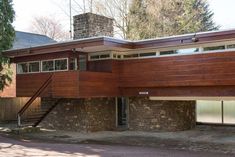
left=17, top=74, right=61, bottom=127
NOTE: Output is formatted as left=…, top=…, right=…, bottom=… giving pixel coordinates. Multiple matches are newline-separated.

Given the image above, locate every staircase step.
left=26, top=113, right=46, bottom=118
left=24, top=109, right=51, bottom=116
left=17, top=98, right=62, bottom=128
left=21, top=118, right=41, bottom=123
left=24, top=106, right=54, bottom=112
left=23, top=117, right=41, bottom=120
left=23, top=116, right=43, bottom=120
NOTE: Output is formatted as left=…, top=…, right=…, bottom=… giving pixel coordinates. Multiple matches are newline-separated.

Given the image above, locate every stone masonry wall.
left=129, top=97, right=196, bottom=132
left=73, top=13, right=113, bottom=39
left=41, top=97, right=196, bottom=132
left=40, top=98, right=116, bottom=132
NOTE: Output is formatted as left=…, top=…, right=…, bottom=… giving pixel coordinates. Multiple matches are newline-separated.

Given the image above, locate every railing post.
left=17, top=114, right=21, bottom=127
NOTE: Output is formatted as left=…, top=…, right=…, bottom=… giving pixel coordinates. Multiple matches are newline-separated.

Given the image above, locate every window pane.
left=100, top=54, right=110, bottom=59
left=227, top=44, right=235, bottom=49
left=17, top=63, right=28, bottom=73
left=176, top=48, right=199, bottom=54
left=69, top=58, right=77, bottom=70
left=29, top=62, right=40, bottom=72
left=160, top=50, right=177, bottom=55
left=139, top=52, right=156, bottom=57
left=55, top=59, right=67, bottom=71
left=196, top=100, right=222, bottom=123
left=123, top=54, right=138, bottom=58
left=79, top=55, right=87, bottom=71
left=203, top=45, right=225, bottom=51
left=42, top=60, right=54, bottom=71
left=90, top=55, right=99, bottom=60
left=224, top=101, right=235, bottom=124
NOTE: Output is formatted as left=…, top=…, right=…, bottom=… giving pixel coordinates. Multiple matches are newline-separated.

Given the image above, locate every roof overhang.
left=133, top=29, right=235, bottom=49
left=3, top=36, right=134, bottom=58
left=4, top=29, right=235, bottom=58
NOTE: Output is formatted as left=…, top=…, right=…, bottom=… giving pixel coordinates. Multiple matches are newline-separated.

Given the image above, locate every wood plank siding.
left=52, top=71, right=79, bottom=98
left=6, top=29, right=235, bottom=98
left=119, top=51, right=235, bottom=87
left=0, top=98, right=41, bottom=121
left=16, top=73, right=52, bottom=97
left=119, top=51, right=235, bottom=96
left=79, top=71, right=119, bottom=97
left=16, top=71, right=79, bottom=98
left=15, top=51, right=235, bottom=98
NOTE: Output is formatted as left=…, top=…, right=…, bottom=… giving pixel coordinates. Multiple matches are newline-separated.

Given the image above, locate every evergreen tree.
left=0, top=0, right=15, bottom=91
left=127, top=0, right=219, bottom=40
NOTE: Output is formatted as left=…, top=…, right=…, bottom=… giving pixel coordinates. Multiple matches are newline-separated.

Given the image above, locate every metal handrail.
left=17, top=74, right=53, bottom=127
left=33, top=98, right=63, bottom=127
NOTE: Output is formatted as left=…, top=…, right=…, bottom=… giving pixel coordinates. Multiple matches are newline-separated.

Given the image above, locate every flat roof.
left=4, top=29, right=235, bottom=58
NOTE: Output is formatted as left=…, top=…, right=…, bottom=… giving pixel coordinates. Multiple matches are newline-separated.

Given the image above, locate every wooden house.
left=3, top=13, right=235, bottom=131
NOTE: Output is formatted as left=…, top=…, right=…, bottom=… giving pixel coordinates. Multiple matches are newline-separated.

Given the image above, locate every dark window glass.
left=160, top=50, right=177, bottom=55
left=123, top=54, right=138, bottom=58
left=90, top=55, right=99, bottom=59
left=204, top=45, right=225, bottom=51
left=79, top=55, right=87, bottom=71
left=55, top=59, right=67, bottom=71
left=139, top=52, right=156, bottom=57
left=42, top=60, right=54, bottom=71
left=117, top=97, right=128, bottom=126
left=69, top=58, right=77, bottom=70
left=227, top=44, right=235, bottom=49
left=100, top=54, right=110, bottom=58
left=29, top=62, right=40, bottom=72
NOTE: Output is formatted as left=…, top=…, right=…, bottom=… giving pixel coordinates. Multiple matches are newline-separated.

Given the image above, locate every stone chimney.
left=73, top=13, right=114, bottom=39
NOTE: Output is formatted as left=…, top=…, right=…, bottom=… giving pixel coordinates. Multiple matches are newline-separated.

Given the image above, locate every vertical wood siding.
left=0, top=97, right=41, bottom=122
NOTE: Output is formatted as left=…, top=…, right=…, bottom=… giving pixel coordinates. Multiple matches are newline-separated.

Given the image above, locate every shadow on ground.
left=0, top=124, right=235, bottom=156
left=0, top=133, right=234, bottom=157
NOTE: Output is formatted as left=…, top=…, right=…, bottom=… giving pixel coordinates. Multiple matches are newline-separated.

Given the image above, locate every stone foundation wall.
left=128, top=97, right=196, bottom=131
left=40, top=98, right=116, bottom=132
left=41, top=97, right=196, bottom=132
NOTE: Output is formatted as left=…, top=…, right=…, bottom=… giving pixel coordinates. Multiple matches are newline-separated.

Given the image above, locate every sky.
left=13, top=0, right=235, bottom=36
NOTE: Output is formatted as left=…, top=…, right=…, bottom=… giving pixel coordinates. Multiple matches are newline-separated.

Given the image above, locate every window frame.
left=41, top=58, right=68, bottom=73
left=69, top=57, right=78, bottom=71
left=89, top=53, right=111, bottom=61
left=17, top=62, right=29, bottom=74
left=41, top=59, right=55, bottom=72
left=203, top=45, right=226, bottom=52
left=54, top=58, right=69, bottom=71
left=28, top=61, right=40, bottom=73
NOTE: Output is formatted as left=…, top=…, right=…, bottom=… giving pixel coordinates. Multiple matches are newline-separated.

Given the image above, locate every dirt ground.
left=0, top=124, right=235, bottom=155
left=0, top=134, right=233, bottom=157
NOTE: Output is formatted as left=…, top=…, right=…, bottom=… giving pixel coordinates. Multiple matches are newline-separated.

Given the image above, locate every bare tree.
left=92, top=0, right=218, bottom=40
left=93, top=0, right=131, bottom=39
left=30, top=16, right=70, bottom=41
